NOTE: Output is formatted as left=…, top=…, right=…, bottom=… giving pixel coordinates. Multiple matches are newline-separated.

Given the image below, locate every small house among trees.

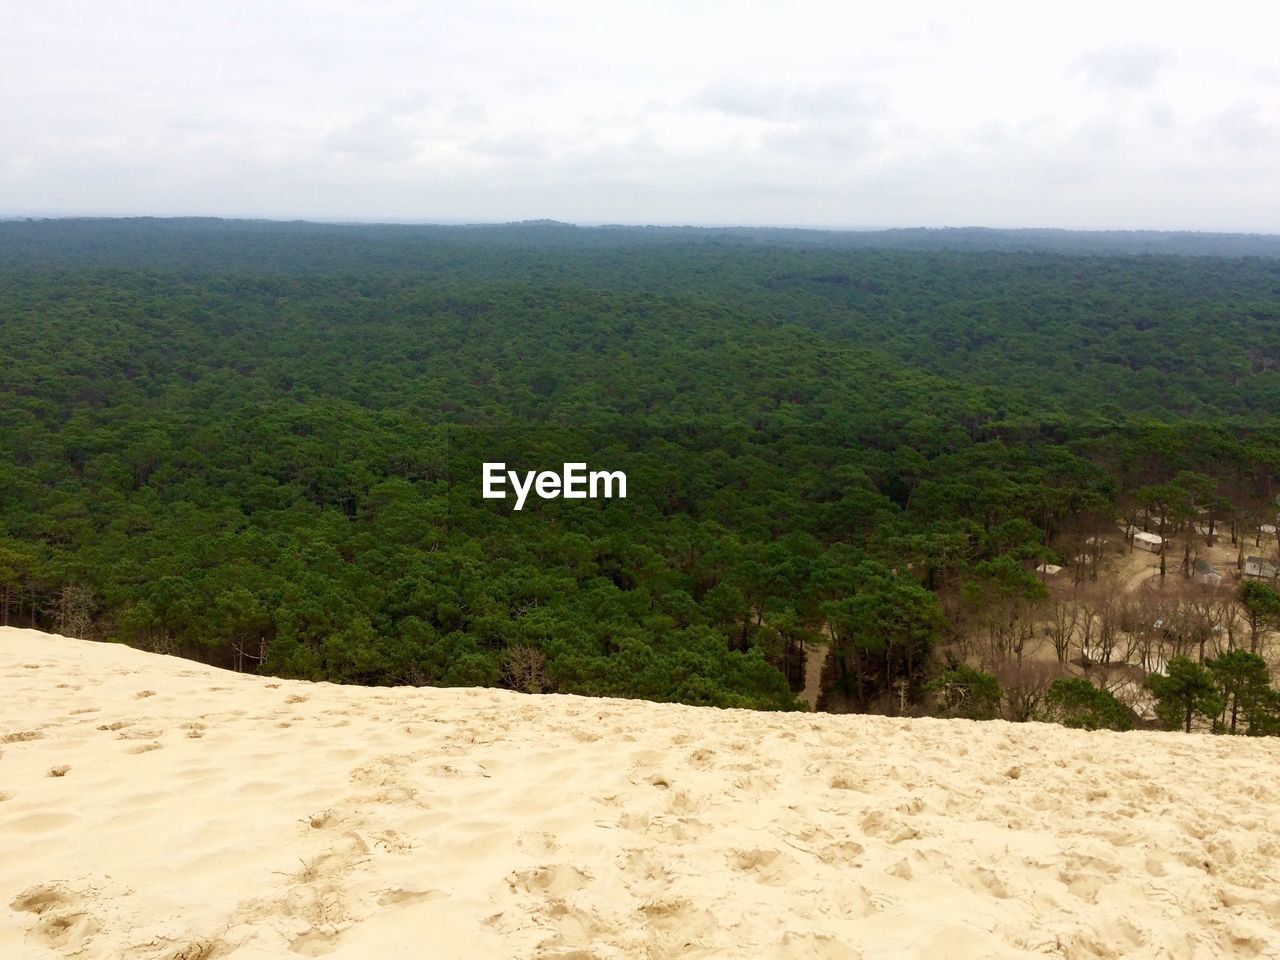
left=1244, top=556, right=1279, bottom=580
left=1132, top=531, right=1164, bottom=553
left=1192, top=559, right=1222, bottom=586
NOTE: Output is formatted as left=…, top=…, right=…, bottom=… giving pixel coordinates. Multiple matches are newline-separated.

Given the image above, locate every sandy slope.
left=2, top=628, right=1279, bottom=960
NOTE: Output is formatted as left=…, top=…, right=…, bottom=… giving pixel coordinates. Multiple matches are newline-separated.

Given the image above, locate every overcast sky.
left=3, top=0, right=1278, bottom=230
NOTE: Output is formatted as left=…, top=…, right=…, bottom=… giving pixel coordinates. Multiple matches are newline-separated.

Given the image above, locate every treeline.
left=2, top=220, right=1280, bottom=716
left=936, top=650, right=1280, bottom=736
left=6, top=217, right=1280, bottom=261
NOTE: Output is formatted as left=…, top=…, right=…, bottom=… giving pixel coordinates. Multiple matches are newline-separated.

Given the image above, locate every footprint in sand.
left=376, top=886, right=448, bottom=907
left=730, top=848, right=794, bottom=886
left=117, top=727, right=163, bottom=741
left=5, top=811, right=79, bottom=832
left=506, top=863, right=592, bottom=898
left=687, top=747, right=716, bottom=769
left=10, top=882, right=103, bottom=954
left=516, top=831, right=560, bottom=857
left=10, top=882, right=75, bottom=914
left=828, top=773, right=861, bottom=792
left=773, top=930, right=864, bottom=959
left=858, top=810, right=918, bottom=844
left=2, top=729, right=45, bottom=743
left=289, top=928, right=344, bottom=956
left=817, top=840, right=865, bottom=866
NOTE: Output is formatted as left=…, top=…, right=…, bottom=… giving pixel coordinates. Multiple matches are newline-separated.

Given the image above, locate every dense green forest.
left=3, top=219, right=1280, bottom=716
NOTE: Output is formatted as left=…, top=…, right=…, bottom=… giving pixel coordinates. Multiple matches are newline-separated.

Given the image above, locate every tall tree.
left=1146, top=657, right=1224, bottom=733
left=1206, top=650, right=1271, bottom=734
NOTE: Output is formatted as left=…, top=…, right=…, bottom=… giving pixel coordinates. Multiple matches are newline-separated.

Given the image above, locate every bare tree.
left=974, top=597, right=1041, bottom=666
left=232, top=635, right=269, bottom=673
left=1080, top=533, right=1109, bottom=583
left=1114, top=596, right=1148, bottom=667
left=54, top=584, right=96, bottom=639
left=1178, top=589, right=1222, bottom=663
left=995, top=660, right=1062, bottom=722
left=501, top=646, right=551, bottom=694
left=136, top=631, right=180, bottom=657
left=1126, top=592, right=1169, bottom=673
left=1078, top=584, right=1123, bottom=665
left=1045, top=592, right=1081, bottom=664
left=1184, top=584, right=1235, bottom=660
left=1059, top=506, right=1111, bottom=585
left=1090, top=662, right=1149, bottom=715
left=1217, top=594, right=1243, bottom=652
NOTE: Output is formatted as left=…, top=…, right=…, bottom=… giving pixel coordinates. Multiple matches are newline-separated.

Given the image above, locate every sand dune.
left=2, top=627, right=1279, bottom=959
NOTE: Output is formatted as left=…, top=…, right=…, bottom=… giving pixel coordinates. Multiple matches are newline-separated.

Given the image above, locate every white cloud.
left=1073, top=46, right=1169, bottom=91
left=693, top=81, right=880, bottom=125
left=468, top=131, right=550, bottom=159
left=1208, top=101, right=1274, bottom=152
left=1, top=0, right=1278, bottom=230
left=325, top=113, right=420, bottom=162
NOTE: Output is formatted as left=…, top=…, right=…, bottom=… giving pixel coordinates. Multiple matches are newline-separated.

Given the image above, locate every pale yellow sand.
left=3, top=627, right=1280, bottom=960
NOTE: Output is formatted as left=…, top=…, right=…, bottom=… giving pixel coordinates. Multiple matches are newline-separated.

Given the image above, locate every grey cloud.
left=384, top=91, right=432, bottom=116
left=761, top=120, right=876, bottom=157
left=972, top=116, right=1055, bottom=149
left=1074, top=46, right=1168, bottom=90
left=2, top=2, right=1277, bottom=231
left=324, top=113, right=419, bottom=162
left=1209, top=101, right=1273, bottom=150
left=693, top=81, right=786, bottom=120
left=449, top=92, right=489, bottom=125
left=692, top=80, right=878, bottom=123
left=1145, top=101, right=1174, bottom=128
left=468, top=130, right=549, bottom=159
left=1075, top=118, right=1121, bottom=151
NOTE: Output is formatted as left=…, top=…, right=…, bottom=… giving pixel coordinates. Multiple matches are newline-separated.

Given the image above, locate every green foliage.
left=1242, top=691, right=1280, bottom=737
left=1206, top=650, right=1274, bottom=735
left=1146, top=657, right=1225, bottom=733
left=1041, top=677, right=1134, bottom=731
left=825, top=562, right=941, bottom=711
left=929, top=658, right=1002, bottom=721
left=1240, top=582, right=1280, bottom=652
left=3, top=220, right=1280, bottom=713
left=1240, top=581, right=1280, bottom=617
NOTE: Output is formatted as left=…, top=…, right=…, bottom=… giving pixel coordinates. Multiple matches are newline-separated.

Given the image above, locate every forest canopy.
left=2, top=219, right=1279, bottom=712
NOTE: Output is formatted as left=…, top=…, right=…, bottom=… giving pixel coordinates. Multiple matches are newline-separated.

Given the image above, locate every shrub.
left=1041, top=677, right=1134, bottom=731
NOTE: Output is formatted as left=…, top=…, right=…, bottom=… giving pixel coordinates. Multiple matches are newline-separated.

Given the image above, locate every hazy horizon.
left=5, top=215, right=1280, bottom=238
left=5, top=0, right=1279, bottom=233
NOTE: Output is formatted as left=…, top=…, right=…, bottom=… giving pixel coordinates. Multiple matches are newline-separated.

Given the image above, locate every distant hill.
left=3, top=216, right=1280, bottom=264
